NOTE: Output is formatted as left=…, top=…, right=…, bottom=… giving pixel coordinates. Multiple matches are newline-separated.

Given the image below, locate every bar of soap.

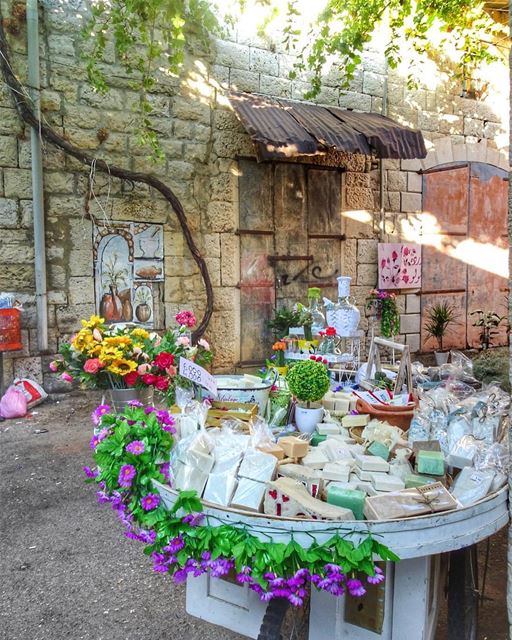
left=353, top=480, right=378, bottom=496
left=370, top=473, right=405, bottom=492
left=174, top=462, right=209, bottom=496
left=181, top=449, right=214, bottom=474
left=417, top=450, right=445, bottom=476
left=322, top=462, right=352, bottom=483
left=310, top=433, right=328, bottom=447
left=239, top=448, right=277, bottom=482
left=412, top=440, right=441, bottom=456
left=203, top=472, right=238, bottom=506
left=451, top=468, right=495, bottom=507
left=279, top=436, right=309, bottom=459
left=354, top=453, right=390, bottom=473
left=317, top=423, right=340, bottom=435
left=277, top=463, right=323, bottom=499
left=264, top=477, right=354, bottom=520
left=327, top=486, right=365, bottom=520
left=353, top=466, right=375, bottom=482
left=179, top=415, right=198, bottom=439
left=257, top=443, right=285, bottom=460
left=319, top=440, right=355, bottom=463
left=405, top=474, right=437, bottom=489
left=342, top=414, right=370, bottom=428
left=367, top=441, right=390, bottom=461
left=334, top=399, right=351, bottom=414
left=230, top=478, right=266, bottom=512
left=302, top=448, right=330, bottom=469
left=322, top=398, right=336, bottom=411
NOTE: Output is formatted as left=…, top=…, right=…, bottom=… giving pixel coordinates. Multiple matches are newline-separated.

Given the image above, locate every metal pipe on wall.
left=379, top=61, right=389, bottom=241
left=27, top=0, right=48, bottom=351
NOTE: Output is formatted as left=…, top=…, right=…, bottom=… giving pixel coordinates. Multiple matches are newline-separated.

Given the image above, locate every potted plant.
left=268, top=307, right=302, bottom=340
left=424, top=302, right=458, bottom=365
left=287, top=359, right=330, bottom=433
left=366, top=289, right=400, bottom=338
left=470, top=309, right=507, bottom=350
left=270, top=341, right=288, bottom=376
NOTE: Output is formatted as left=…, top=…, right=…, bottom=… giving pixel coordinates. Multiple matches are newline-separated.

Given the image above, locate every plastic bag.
left=0, top=386, right=27, bottom=418
left=13, top=378, right=48, bottom=408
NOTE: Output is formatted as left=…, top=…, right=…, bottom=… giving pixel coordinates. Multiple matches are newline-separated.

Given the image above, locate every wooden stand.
left=364, top=337, right=413, bottom=394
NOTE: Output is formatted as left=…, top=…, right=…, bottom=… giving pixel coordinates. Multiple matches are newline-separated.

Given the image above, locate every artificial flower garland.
left=87, top=403, right=398, bottom=607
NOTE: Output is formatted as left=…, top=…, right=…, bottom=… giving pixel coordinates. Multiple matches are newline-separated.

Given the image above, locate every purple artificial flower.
left=118, top=464, right=136, bottom=488
left=124, top=530, right=142, bottom=541
left=236, top=566, right=252, bottom=584
left=90, top=434, right=100, bottom=449
left=127, top=420, right=136, bottom=426
left=159, top=462, right=170, bottom=482
left=153, top=563, right=169, bottom=573
left=324, top=563, right=343, bottom=575
left=209, top=558, right=233, bottom=578
left=201, top=551, right=211, bottom=562
left=173, top=568, right=187, bottom=583
left=166, top=536, right=185, bottom=554
left=259, top=591, right=274, bottom=602
left=182, top=512, right=205, bottom=527
left=156, top=410, right=175, bottom=425
left=367, top=566, right=385, bottom=585
left=83, top=465, right=98, bottom=478
left=91, top=404, right=111, bottom=426
left=347, top=578, right=366, bottom=597
left=144, top=406, right=155, bottom=415
left=126, top=440, right=145, bottom=455
left=96, top=490, right=110, bottom=504
left=140, top=493, right=160, bottom=511
left=288, top=594, right=303, bottom=607
left=139, top=529, right=156, bottom=544
left=128, top=400, right=143, bottom=407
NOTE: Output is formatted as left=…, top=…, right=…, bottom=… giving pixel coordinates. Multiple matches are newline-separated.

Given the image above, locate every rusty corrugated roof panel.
left=228, top=90, right=427, bottom=161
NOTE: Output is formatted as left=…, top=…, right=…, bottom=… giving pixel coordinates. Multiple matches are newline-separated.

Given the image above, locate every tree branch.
left=0, top=17, right=213, bottom=341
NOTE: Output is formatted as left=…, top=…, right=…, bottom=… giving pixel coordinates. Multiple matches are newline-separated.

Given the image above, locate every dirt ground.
left=0, top=392, right=508, bottom=640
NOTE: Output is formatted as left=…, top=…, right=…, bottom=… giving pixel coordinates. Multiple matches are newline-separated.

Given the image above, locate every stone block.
left=0, top=264, right=34, bottom=292
left=259, top=75, right=291, bottom=98
left=406, top=293, right=421, bottom=314
left=401, top=159, right=422, bottom=172
left=483, top=121, right=503, bottom=140
left=406, top=333, right=420, bottom=353
left=343, top=210, right=375, bottom=239
left=69, top=249, right=94, bottom=277
left=214, top=39, right=250, bottom=70
left=229, top=69, right=260, bottom=93
left=407, top=172, right=422, bottom=193
left=371, top=97, right=383, bottom=113
left=14, top=356, right=43, bottom=383
left=0, top=198, right=18, bottom=227
left=439, top=114, right=463, bottom=135
left=434, top=138, right=453, bottom=166
left=356, top=263, right=378, bottom=287
left=212, top=286, right=239, bottom=312
left=203, top=233, right=221, bottom=258
left=357, top=239, right=378, bottom=264
left=452, top=144, right=467, bottom=162
left=338, top=92, right=372, bottom=111
left=44, top=172, right=75, bottom=194
left=464, top=117, right=484, bottom=138
left=399, top=313, right=420, bottom=334
left=250, top=48, right=278, bottom=76
left=363, top=71, right=385, bottom=97
left=0, top=107, right=22, bottom=135
left=341, top=238, right=357, bottom=280
left=204, top=201, right=237, bottom=233
left=401, top=192, right=422, bottom=213
left=386, top=170, right=407, bottom=192
left=3, top=168, right=32, bottom=199
left=418, top=112, right=439, bottom=132
left=3, top=329, right=30, bottom=358
left=0, top=136, right=17, bottom=167
left=213, top=131, right=254, bottom=158
left=220, top=233, right=240, bottom=286
left=204, top=256, right=221, bottom=286
left=345, top=172, right=371, bottom=189
left=56, top=303, right=96, bottom=333
left=1, top=356, right=13, bottom=388
left=345, top=186, right=375, bottom=211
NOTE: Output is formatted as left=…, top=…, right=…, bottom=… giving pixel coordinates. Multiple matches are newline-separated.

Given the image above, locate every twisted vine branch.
left=0, top=17, right=213, bottom=340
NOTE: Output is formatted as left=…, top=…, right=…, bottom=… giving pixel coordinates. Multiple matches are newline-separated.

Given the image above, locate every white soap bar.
left=174, top=462, right=209, bottom=496
left=230, top=478, right=267, bottom=512
left=182, top=449, right=214, bottom=474
left=302, top=449, right=330, bottom=469
left=353, top=466, right=374, bottom=482
left=179, top=415, right=199, bottom=439
left=334, top=399, right=351, bottom=414
left=317, top=423, right=340, bottom=435
left=451, top=468, right=495, bottom=507
left=322, top=398, right=337, bottom=411
left=370, top=473, right=405, bottom=492
left=354, top=453, right=390, bottom=472
left=322, top=462, right=351, bottom=483
left=327, top=432, right=355, bottom=443
left=342, top=414, right=370, bottom=428
left=353, top=480, right=378, bottom=496
left=211, top=448, right=243, bottom=475
left=319, top=440, right=356, bottom=463
left=203, top=472, right=238, bottom=506
left=238, top=448, right=277, bottom=482
left=277, top=463, right=323, bottom=498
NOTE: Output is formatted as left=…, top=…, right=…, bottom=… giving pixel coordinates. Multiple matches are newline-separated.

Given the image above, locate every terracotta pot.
left=122, top=298, right=133, bottom=321
left=355, top=397, right=416, bottom=430
left=136, top=303, right=151, bottom=322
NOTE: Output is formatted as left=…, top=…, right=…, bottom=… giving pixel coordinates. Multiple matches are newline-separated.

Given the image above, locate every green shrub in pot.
left=287, top=360, right=330, bottom=433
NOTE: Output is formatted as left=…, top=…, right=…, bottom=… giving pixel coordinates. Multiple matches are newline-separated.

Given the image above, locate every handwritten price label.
left=179, top=357, right=218, bottom=397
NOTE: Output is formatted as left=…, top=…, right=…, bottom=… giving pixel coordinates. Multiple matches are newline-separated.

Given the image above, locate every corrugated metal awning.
left=228, top=91, right=427, bottom=161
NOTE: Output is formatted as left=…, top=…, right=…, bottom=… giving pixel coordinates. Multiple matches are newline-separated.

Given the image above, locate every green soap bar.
left=310, top=433, right=327, bottom=446
left=405, top=474, right=437, bottom=489
left=367, top=441, right=390, bottom=461
left=417, top=450, right=445, bottom=476
left=327, top=486, right=365, bottom=520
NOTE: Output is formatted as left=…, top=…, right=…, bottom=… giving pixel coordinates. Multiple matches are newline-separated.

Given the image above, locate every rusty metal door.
left=420, top=162, right=508, bottom=351
left=238, top=159, right=344, bottom=365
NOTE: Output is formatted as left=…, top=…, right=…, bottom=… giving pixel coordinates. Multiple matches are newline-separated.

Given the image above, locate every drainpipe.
left=27, top=0, right=48, bottom=352
left=379, top=60, right=389, bottom=241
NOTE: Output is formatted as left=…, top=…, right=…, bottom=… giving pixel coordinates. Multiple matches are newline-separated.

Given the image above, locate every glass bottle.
left=325, top=276, right=360, bottom=338
left=307, top=287, right=326, bottom=338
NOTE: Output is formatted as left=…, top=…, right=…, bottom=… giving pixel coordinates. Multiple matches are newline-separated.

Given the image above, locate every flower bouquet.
left=50, top=312, right=213, bottom=406
left=366, top=289, right=400, bottom=338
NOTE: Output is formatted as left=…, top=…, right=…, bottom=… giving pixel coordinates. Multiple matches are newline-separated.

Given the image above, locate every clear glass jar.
left=325, top=276, right=360, bottom=337
left=307, top=287, right=326, bottom=338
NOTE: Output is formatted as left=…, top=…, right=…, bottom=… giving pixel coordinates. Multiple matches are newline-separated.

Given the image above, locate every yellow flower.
left=107, top=358, right=137, bottom=376
left=131, top=328, right=149, bottom=340
left=72, top=329, right=95, bottom=353
left=81, top=315, right=105, bottom=330
left=99, top=346, right=124, bottom=365
left=104, top=336, right=132, bottom=348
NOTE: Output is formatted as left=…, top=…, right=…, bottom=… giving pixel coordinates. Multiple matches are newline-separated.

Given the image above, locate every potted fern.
left=424, top=302, right=458, bottom=365
left=287, top=359, right=330, bottom=433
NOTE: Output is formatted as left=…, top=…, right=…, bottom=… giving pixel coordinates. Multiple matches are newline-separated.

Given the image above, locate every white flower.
left=198, top=338, right=210, bottom=350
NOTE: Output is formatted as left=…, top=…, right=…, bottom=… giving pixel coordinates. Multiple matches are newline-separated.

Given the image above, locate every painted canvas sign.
left=93, top=222, right=164, bottom=327
left=378, top=243, right=422, bottom=290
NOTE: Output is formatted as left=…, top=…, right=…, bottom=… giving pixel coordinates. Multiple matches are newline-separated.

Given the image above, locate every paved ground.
left=0, top=391, right=508, bottom=640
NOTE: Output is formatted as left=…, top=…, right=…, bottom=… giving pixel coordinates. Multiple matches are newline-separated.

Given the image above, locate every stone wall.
left=0, top=0, right=508, bottom=390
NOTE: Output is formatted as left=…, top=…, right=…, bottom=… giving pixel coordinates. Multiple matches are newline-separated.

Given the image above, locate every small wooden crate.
left=207, top=401, right=258, bottom=428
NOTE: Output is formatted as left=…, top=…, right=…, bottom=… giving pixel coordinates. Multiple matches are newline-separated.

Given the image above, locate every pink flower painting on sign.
left=378, top=243, right=422, bottom=289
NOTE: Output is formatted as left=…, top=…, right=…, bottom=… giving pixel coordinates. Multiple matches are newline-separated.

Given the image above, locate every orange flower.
left=272, top=341, right=286, bottom=351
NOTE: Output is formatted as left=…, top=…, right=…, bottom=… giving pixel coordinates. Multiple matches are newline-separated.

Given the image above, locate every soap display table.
left=153, top=481, right=508, bottom=640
